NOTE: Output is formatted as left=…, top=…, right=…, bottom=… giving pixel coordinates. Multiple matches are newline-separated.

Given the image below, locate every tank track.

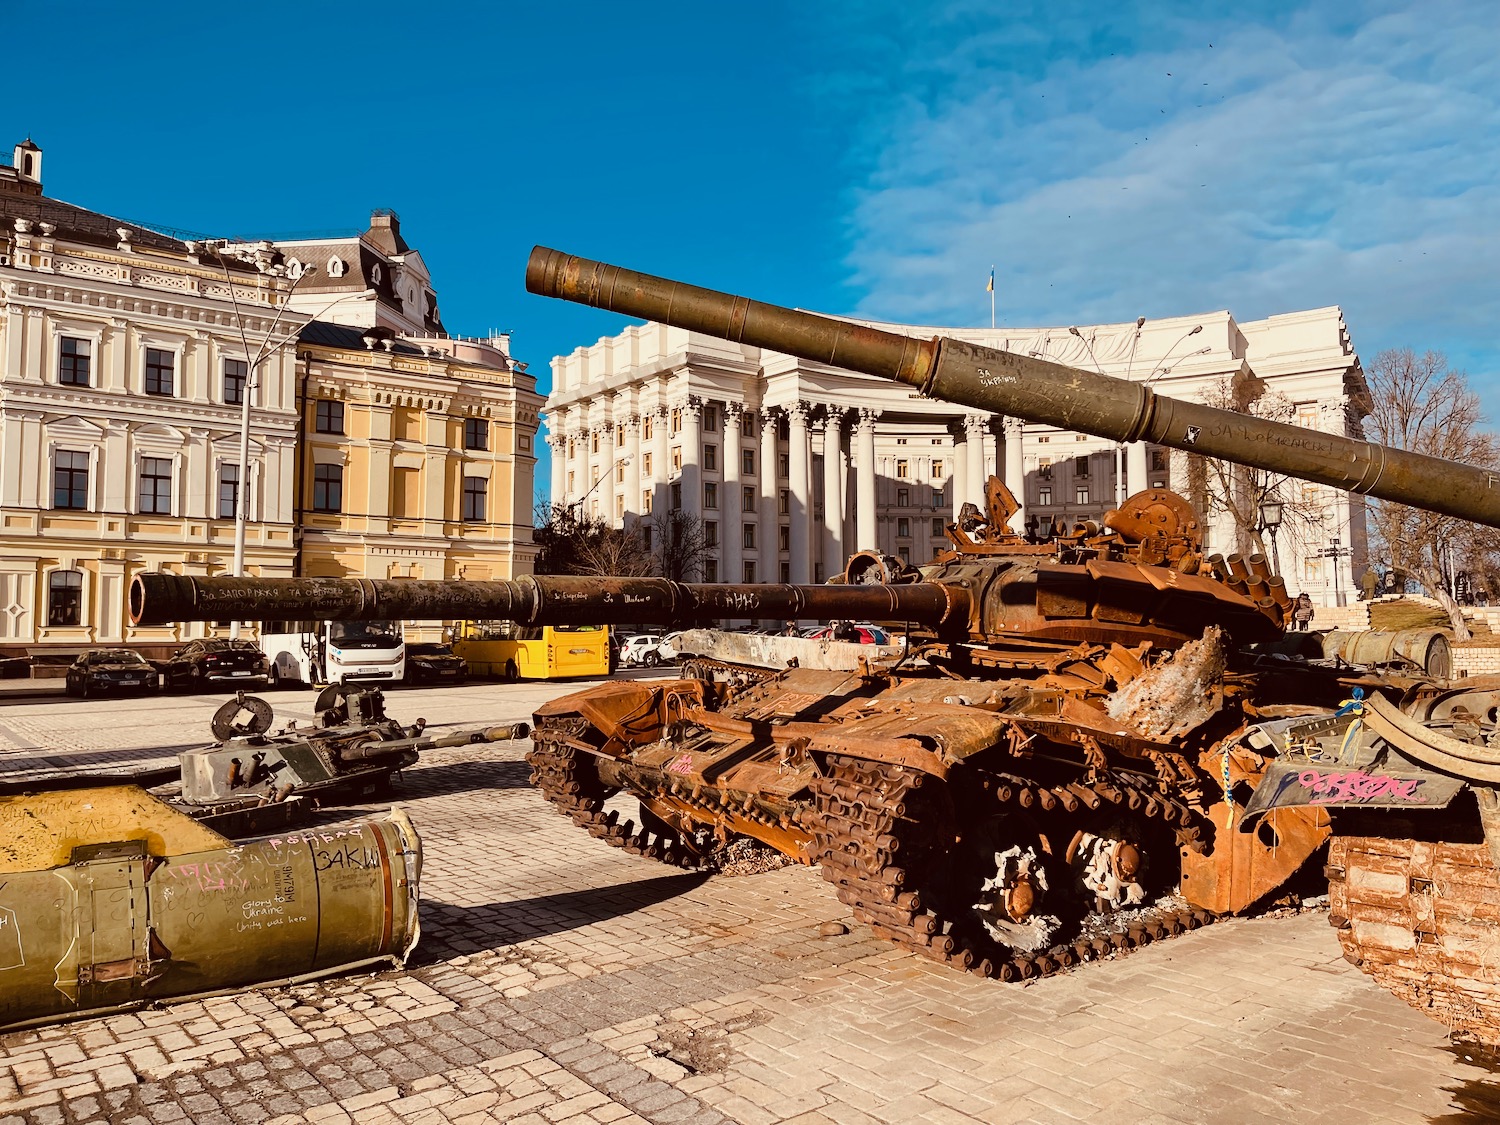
left=806, top=753, right=1216, bottom=981
left=1329, top=834, right=1500, bottom=1043
left=527, top=719, right=711, bottom=870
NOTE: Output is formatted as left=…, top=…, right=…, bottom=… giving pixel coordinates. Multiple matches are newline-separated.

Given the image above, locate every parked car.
left=405, top=642, right=468, bottom=684
left=655, top=631, right=686, bottom=663
left=159, top=638, right=271, bottom=692
left=619, top=633, right=664, bottom=667
left=64, top=649, right=160, bottom=697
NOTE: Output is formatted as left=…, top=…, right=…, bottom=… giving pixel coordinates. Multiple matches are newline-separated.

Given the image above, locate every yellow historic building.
left=296, top=323, right=541, bottom=588
left=0, top=142, right=540, bottom=661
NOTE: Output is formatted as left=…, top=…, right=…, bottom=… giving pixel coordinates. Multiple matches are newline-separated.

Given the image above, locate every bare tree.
left=1364, top=348, right=1500, bottom=640
left=647, top=508, right=711, bottom=583
left=532, top=502, right=653, bottom=578
left=1194, top=374, right=1328, bottom=566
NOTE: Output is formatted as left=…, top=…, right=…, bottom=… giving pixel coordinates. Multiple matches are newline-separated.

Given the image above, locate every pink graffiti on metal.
left=1296, top=769, right=1426, bottom=805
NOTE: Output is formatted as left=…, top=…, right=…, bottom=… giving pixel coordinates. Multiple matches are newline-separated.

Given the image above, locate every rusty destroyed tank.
left=124, top=246, right=1500, bottom=1042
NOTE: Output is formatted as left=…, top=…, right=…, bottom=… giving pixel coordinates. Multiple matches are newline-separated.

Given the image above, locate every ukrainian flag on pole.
left=986, top=267, right=994, bottom=293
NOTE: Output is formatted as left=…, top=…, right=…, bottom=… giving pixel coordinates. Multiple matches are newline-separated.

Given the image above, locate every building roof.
left=0, top=190, right=191, bottom=254
left=298, top=319, right=428, bottom=358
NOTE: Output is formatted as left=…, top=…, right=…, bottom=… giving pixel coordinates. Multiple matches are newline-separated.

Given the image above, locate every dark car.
left=405, top=642, right=468, bottom=684
left=160, top=637, right=271, bottom=692
left=64, top=649, right=160, bottom=697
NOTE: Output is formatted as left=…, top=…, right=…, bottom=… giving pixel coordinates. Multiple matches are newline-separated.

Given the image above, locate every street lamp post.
left=568, top=456, right=632, bottom=523
left=1319, top=536, right=1351, bottom=607
left=1258, top=496, right=1284, bottom=575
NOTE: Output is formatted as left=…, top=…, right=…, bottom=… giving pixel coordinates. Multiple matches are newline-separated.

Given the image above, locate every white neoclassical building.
left=545, top=301, right=1368, bottom=606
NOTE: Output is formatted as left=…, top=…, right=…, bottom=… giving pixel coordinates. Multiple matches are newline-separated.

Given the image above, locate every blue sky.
left=11, top=1, right=1500, bottom=494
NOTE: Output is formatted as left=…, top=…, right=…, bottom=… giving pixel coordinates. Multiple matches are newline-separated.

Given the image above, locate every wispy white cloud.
left=818, top=1, right=1500, bottom=405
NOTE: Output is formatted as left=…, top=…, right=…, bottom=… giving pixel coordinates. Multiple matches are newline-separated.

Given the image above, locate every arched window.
left=48, top=570, right=82, bottom=627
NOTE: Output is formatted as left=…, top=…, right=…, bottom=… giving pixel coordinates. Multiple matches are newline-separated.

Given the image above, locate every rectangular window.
left=896, top=459, right=909, bottom=478
left=671, top=481, right=682, bottom=510
left=1074, top=455, right=1090, bottom=477
left=643, top=490, right=653, bottom=514
left=897, top=517, right=910, bottom=537
left=223, top=358, right=247, bottom=405
left=780, top=562, right=791, bottom=583
left=464, top=418, right=489, bottom=450
left=704, top=404, right=719, bottom=432
left=932, top=461, right=944, bottom=478
left=705, top=521, right=719, bottom=547
left=742, top=485, right=755, bottom=512
left=1076, top=486, right=1089, bottom=504
left=218, top=464, right=239, bottom=519
left=615, top=424, right=624, bottom=446
left=779, top=527, right=790, bottom=551
left=616, top=462, right=626, bottom=483
left=1039, top=486, right=1052, bottom=506
left=644, top=526, right=653, bottom=550
left=315, top=400, right=345, bottom=434
left=591, top=431, right=600, bottom=454
left=898, top=546, right=910, bottom=563
left=743, top=449, right=755, bottom=475
left=53, top=451, right=89, bottom=510
left=1151, top=449, right=1168, bottom=472
left=704, top=482, right=718, bottom=509
left=643, top=415, right=654, bottom=440
left=743, top=561, right=756, bottom=583
left=1038, top=435, right=1050, bottom=444
left=932, top=517, right=944, bottom=536
left=742, top=524, right=755, bottom=549
left=568, top=439, right=576, bottom=460
left=671, top=447, right=682, bottom=472
left=145, top=348, right=175, bottom=396
left=1297, top=403, right=1319, bottom=429
left=462, top=476, right=487, bottom=521
left=643, top=452, right=653, bottom=476
left=567, top=470, right=575, bottom=493
left=48, top=570, right=82, bottom=627
left=779, top=489, right=789, bottom=515
left=671, top=407, right=682, bottom=435
left=616, top=495, right=624, bottom=519
left=779, top=453, right=789, bottom=478
left=933, top=489, right=945, bottom=508
left=59, top=338, right=91, bottom=386
left=704, top=558, right=719, bottom=582
left=313, top=464, right=343, bottom=513
left=1039, top=459, right=1053, bottom=479
left=704, top=444, right=718, bottom=471
left=138, top=456, right=172, bottom=514
left=897, top=488, right=909, bottom=507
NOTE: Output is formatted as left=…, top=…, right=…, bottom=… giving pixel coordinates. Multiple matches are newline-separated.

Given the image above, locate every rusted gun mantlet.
left=131, top=573, right=973, bottom=632
left=527, top=246, right=1500, bottom=530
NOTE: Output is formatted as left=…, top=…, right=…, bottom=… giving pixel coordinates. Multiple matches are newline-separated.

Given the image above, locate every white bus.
left=258, top=620, right=406, bottom=686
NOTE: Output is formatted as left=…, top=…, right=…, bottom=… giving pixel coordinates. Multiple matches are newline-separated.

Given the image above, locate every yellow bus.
left=451, top=621, right=611, bottom=681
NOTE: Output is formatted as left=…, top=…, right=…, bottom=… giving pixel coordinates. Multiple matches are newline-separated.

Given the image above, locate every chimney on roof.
left=366, top=208, right=409, bottom=255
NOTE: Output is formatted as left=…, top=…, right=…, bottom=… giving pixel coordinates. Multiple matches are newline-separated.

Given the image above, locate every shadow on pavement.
left=412, top=871, right=713, bottom=963
left=395, top=758, right=532, bottom=799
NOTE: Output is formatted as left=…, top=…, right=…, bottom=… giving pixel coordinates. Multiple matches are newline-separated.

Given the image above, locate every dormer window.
left=326, top=257, right=346, bottom=278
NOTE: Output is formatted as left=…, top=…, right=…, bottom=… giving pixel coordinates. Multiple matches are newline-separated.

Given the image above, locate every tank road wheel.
left=808, top=756, right=1202, bottom=981
left=527, top=717, right=716, bottom=872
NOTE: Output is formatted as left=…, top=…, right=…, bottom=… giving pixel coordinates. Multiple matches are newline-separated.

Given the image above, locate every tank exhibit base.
left=0, top=785, right=421, bottom=1030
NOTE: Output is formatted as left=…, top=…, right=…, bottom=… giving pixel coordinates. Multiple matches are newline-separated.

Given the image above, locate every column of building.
left=596, top=411, right=616, bottom=522
left=784, top=401, right=811, bottom=583
left=855, top=408, right=878, bottom=551
left=680, top=396, right=702, bottom=522
left=651, top=404, right=669, bottom=519
left=821, top=410, right=844, bottom=580
left=623, top=414, right=642, bottom=525
left=722, top=405, right=743, bottom=583
left=1004, top=417, right=1026, bottom=531
left=758, top=407, right=779, bottom=583
left=548, top=430, right=566, bottom=510
left=1127, top=443, right=1148, bottom=496
left=964, top=413, right=988, bottom=507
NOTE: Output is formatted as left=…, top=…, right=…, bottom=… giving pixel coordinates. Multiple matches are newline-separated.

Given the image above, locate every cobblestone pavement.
left=0, top=678, right=1496, bottom=1124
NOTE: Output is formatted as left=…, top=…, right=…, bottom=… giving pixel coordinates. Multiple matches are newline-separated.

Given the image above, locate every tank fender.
left=534, top=679, right=710, bottom=752
left=806, top=704, right=1012, bottom=779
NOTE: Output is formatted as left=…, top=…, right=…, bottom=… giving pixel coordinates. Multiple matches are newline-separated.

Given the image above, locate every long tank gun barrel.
left=526, top=246, right=1500, bottom=529
left=131, top=573, right=970, bottom=629
left=338, top=722, right=531, bottom=763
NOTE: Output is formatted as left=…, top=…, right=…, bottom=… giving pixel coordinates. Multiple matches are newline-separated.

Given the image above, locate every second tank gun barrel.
left=338, top=722, right=532, bottom=762
left=131, top=573, right=971, bottom=630
left=526, top=246, right=1500, bottom=530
